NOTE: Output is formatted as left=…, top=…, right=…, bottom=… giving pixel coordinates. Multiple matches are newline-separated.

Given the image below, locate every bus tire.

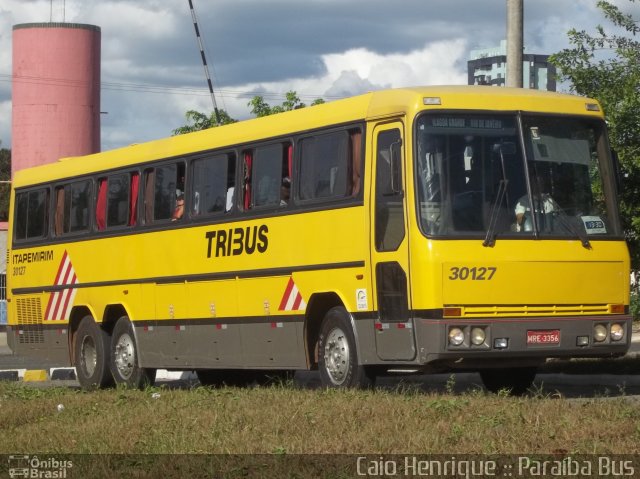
left=110, top=317, right=156, bottom=389
left=479, top=367, right=537, bottom=396
left=74, top=316, right=114, bottom=390
left=318, top=306, right=373, bottom=389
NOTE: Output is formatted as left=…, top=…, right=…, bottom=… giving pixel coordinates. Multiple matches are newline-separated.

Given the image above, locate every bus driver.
left=514, top=176, right=558, bottom=232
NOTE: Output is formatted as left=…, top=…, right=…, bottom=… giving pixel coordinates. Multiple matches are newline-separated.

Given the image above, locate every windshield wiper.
left=551, top=207, right=591, bottom=249
left=483, top=179, right=508, bottom=247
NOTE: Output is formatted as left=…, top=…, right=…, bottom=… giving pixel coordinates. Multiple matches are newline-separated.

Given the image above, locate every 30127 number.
left=13, top=266, right=26, bottom=276
left=448, top=266, right=496, bottom=281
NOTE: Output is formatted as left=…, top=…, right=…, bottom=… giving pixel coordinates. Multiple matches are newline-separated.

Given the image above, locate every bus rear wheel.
left=110, top=317, right=156, bottom=389
left=74, top=316, right=114, bottom=390
left=479, top=367, right=537, bottom=396
left=318, top=306, right=374, bottom=389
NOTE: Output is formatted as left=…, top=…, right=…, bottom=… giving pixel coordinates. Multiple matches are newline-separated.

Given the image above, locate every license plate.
left=527, top=329, right=560, bottom=345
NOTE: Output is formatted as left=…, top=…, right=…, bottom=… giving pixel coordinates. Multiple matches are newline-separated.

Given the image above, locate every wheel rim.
left=323, top=327, right=350, bottom=385
left=80, top=334, right=97, bottom=377
left=114, top=332, right=136, bottom=380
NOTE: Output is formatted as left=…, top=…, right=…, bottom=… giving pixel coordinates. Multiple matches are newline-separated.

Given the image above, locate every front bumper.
left=414, top=315, right=632, bottom=367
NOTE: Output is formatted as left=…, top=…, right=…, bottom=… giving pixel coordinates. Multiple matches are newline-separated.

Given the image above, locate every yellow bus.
left=7, top=86, right=631, bottom=393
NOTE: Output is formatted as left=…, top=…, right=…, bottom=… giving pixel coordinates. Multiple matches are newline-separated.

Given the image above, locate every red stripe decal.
left=278, top=277, right=295, bottom=310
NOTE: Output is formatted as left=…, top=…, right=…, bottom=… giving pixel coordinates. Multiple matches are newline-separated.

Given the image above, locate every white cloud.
left=210, top=39, right=469, bottom=126
left=1, top=0, right=636, bottom=151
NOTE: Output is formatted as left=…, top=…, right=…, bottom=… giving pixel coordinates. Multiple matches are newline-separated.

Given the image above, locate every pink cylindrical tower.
left=12, top=23, right=101, bottom=172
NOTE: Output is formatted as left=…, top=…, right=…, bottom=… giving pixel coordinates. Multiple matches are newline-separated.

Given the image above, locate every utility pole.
left=187, top=0, right=221, bottom=125
left=506, top=0, right=523, bottom=88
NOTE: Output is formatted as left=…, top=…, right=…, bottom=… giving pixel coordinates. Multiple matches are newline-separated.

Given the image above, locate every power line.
left=0, top=73, right=344, bottom=102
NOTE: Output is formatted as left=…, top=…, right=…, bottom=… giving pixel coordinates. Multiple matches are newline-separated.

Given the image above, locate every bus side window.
left=106, top=173, right=130, bottom=228
left=299, top=130, right=349, bottom=201
left=14, top=188, right=49, bottom=241
left=245, top=142, right=291, bottom=210
left=192, top=153, right=236, bottom=216
left=143, top=162, right=186, bottom=222
left=96, top=172, right=138, bottom=230
left=375, top=128, right=404, bottom=251
left=253, top=143, right=285, bottom=208
left=54, top=180, right=92, bottom=236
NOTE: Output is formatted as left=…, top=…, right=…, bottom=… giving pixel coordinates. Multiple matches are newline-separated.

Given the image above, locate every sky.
left=0, top=0, right=638, bottom=152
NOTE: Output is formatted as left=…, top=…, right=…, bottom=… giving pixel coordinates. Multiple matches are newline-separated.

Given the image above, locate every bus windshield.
left=415, top=113, right=621, bottom=240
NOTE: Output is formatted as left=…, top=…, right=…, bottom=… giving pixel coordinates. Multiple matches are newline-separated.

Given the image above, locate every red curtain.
left=243, top=151, right=252, bottom=210
left=96, top=179, right=107, bottom=230
left=129, top=173, right=139, bottom=226
left=287, top=143, right=293, bottom=178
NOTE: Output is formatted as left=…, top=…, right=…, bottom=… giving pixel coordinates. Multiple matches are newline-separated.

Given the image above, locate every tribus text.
left=206, top=225, right=268, bottom=258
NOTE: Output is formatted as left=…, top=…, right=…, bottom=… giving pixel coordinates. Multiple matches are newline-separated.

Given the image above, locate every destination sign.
left=429, top=117, right=504, bottom=129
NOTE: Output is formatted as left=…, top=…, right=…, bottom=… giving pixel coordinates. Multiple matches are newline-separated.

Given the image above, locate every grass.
left=1, top=380, right=640, bottom=455
left=2, top=379, right=640, bottom=477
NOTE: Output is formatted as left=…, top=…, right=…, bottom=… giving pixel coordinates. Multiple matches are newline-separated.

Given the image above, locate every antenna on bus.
left=187, top=0, right=221, bottom=125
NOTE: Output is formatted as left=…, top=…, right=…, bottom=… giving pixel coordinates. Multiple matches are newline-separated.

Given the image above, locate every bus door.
left=371, top=122, right=416, bottom=361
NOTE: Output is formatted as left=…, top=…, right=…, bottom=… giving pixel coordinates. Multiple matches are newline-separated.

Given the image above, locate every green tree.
left=550, top=0, right=640, bottom=269
left=0, top=146, right=11, bottom=221
left=173, top=91, right=325, bottom=135
left=248, top=91, right=325, bottom=117
left=172, top=108, right=237, bottom=135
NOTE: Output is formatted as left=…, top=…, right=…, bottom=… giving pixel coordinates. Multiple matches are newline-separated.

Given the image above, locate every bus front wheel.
left=479, top=367, right=537, bottom=396
left=318, top=306, right=374, bottom=389
left=110, top=317, right=156, bottom=389
left=74, top=316, right=114, bottom=390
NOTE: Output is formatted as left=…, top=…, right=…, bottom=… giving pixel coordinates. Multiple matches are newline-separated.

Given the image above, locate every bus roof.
left=12, top=85, right=603, bottom=188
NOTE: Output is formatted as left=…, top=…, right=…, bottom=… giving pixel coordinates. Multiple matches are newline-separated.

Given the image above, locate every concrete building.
left=467, top=40, right=556, bottom=91
left=4, top=22, right=102, bottom=328
left=12, top=22, right=101, bottom=171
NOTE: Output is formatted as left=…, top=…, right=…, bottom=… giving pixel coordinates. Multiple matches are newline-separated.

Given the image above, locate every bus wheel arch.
left=304, top=292, right=344, bottom=369
left=102, top=304, right=132, bottom=335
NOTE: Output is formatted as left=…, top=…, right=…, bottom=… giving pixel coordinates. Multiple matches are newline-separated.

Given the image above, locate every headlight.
left=593, top=324, right=608, bottom=342
left=448, top=327, right=465, bottom=346
left=610, top=323, right=624, bottom=341
left=470, top=327, right=486, bottom=345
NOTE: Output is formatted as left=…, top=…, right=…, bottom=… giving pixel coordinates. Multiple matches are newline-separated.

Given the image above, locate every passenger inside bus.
left=514, top=174, right=558, bottom=232
left=280, top=177, right=291, bottom=206
left=172, top=175, right=185, bottom=221
left=172, top=193, right=184, bottom=221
